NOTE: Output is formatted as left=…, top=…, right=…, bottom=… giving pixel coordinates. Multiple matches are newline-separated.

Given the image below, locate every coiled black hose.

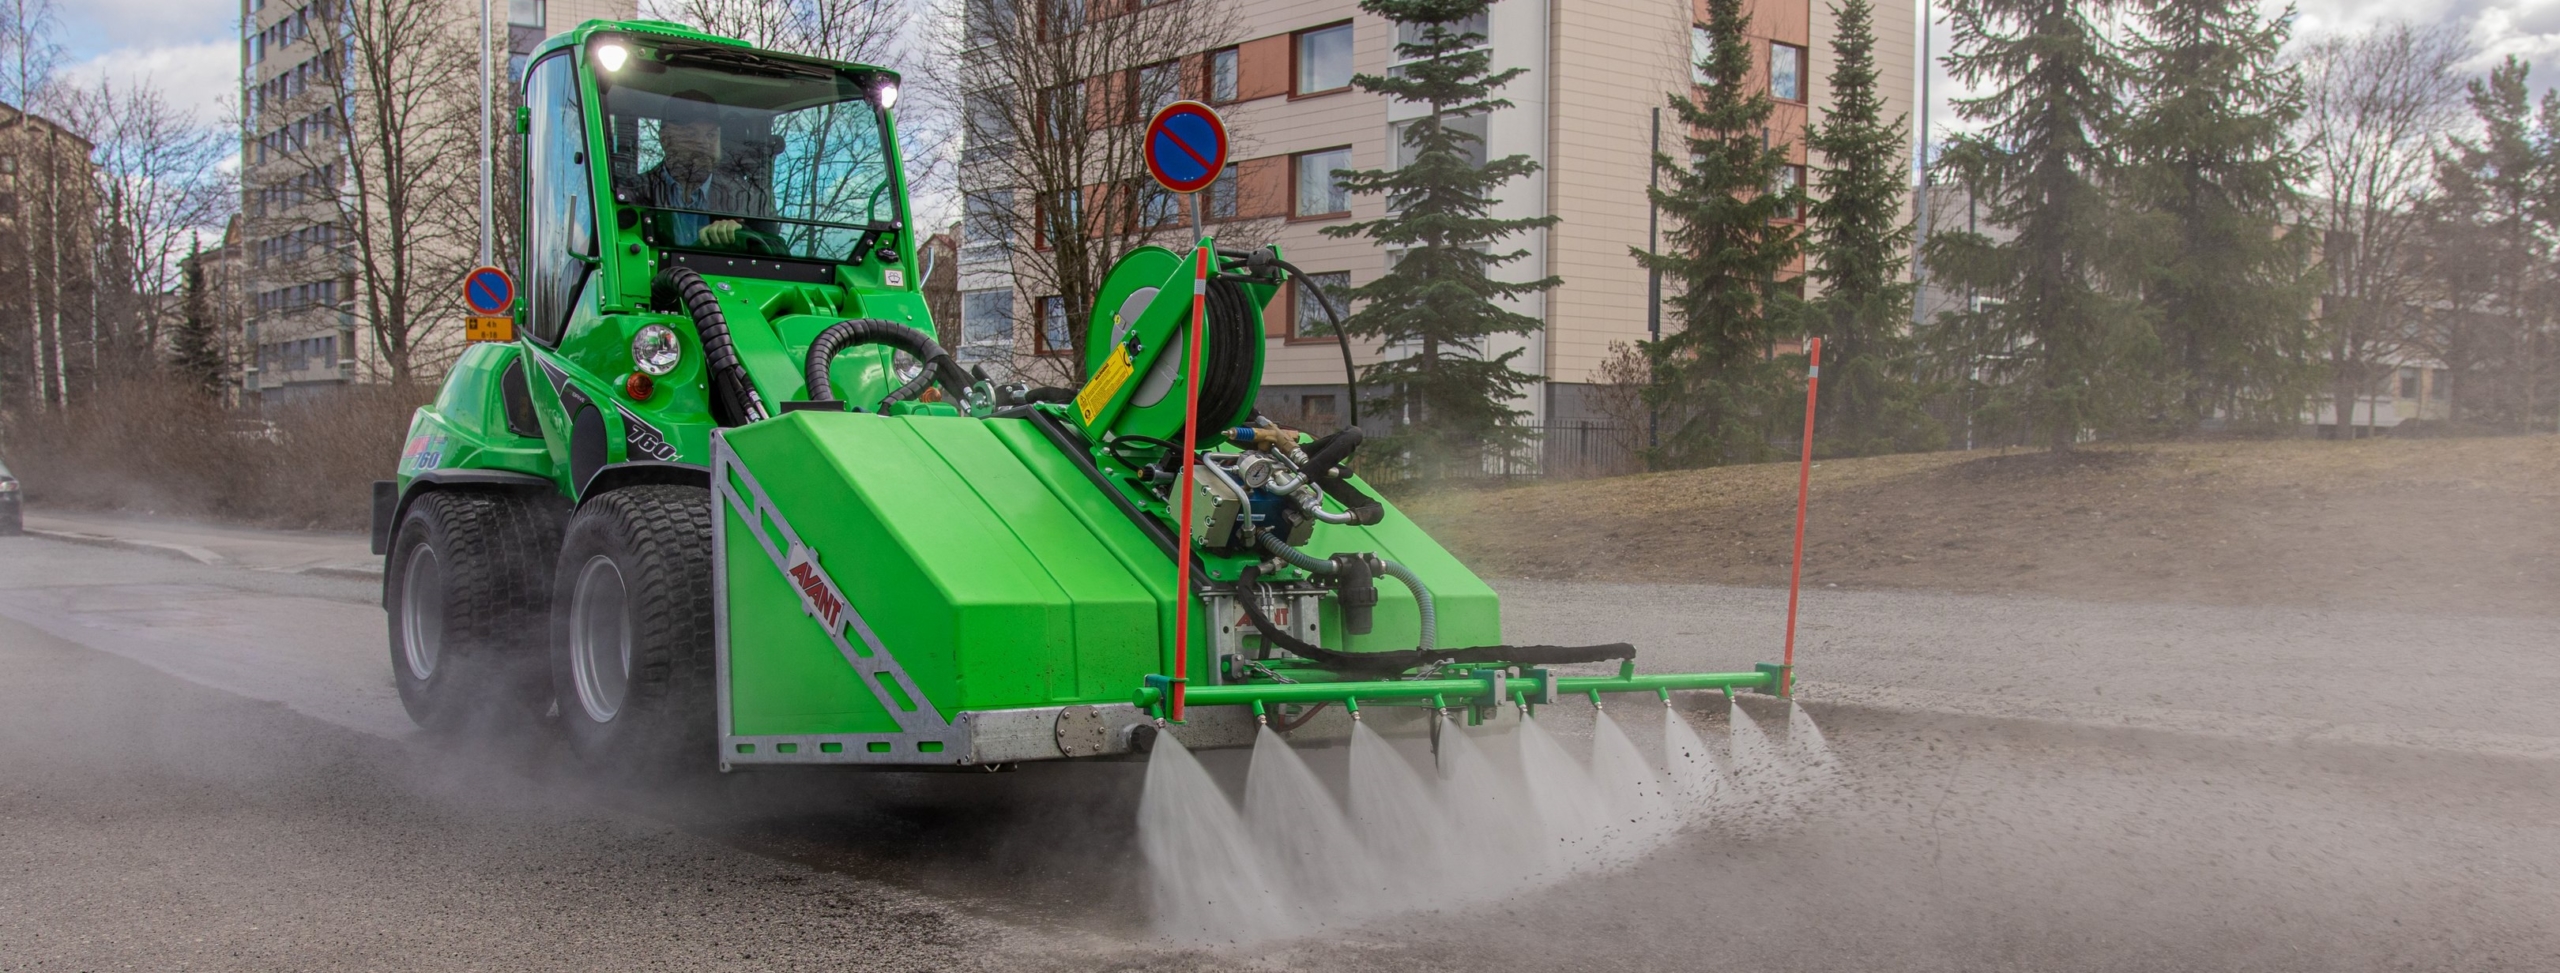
left=1186, top=277, right=1259, bottom=446
left=801, top=318, right=971, bottom=411
left=652, top=267, right=768, bottom=426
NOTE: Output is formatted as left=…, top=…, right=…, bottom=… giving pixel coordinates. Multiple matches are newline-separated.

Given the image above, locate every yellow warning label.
left=1076, top=345, right=1136, bottom=424
left=464, top=315, right=515, bottom=342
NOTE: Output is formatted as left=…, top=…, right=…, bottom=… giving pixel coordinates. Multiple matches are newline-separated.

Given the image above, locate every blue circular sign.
left=463, top=266, right=515, bottom=315
left=1145, top=102, right=1228, bottom=194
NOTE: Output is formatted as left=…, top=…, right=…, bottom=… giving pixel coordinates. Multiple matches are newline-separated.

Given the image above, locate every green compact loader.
left=375, top=19, right=1786, bottom=771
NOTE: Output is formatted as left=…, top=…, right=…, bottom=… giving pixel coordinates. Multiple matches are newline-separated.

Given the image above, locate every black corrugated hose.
left=653, top=267, right=769, bottom=426
left=801, top=318, right=972, bottom=411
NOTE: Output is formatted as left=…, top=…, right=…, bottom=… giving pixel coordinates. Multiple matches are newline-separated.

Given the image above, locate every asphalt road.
left=1, top=531, right=2554, bottom=971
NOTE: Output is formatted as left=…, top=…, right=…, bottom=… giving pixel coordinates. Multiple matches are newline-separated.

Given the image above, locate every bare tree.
left=2294, top=22, right=2469, bottom=435
left=0, top=0, right=66, bottom=413
left=58, top=78, right=238, bottom=375
left=649, top=0, right=910, bottom=64
left=269, top=0, right=481, bottom=388
left=943, top=0, right=1245, bottom=387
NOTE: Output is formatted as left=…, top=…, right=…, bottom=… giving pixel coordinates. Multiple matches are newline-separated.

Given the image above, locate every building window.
left=1293, top=146, right=1352, bottom=217
left=1771, top=42, right=1805, bottom=101
left=965, top=0, right=1017, bottom=49
left=1295, top=23, right=1353, bottom=95
left=1291, top=271, right=1349, bottom=339
left=1396, top=11, right=1488, bottom=48
left=1041, top=80, right=1084, bottom=142
left=2398, top=366, right=2420, bottom=399
left=1692, top=26, right=1712, bottom=85
left=2430, top=367, right=2449, bottom=400
left=962, top=190, right=1012, bottom=262
left=1207, top=167, right=1239, bottom=220
left=1775, top=163, right=1806, bottom=218
left=1209, top=47, right=1239, bottom=103
left=508, top=0, right=543, bottom=28
left=1038, top=295, right=1073, bottom=355
left=961, top=288, right=1014, bottom=358
left=1393, top=113, right=1487, bottom=169
left=965, top=90, right=1013, bottom=162
left=1039, top=188, right=1081, bottom=247
left=1140, top=181, right=1183, bottom=228
left=1043, top=0, right=1085, bottom=39
left=1135, top=60, right=1181, bottom=119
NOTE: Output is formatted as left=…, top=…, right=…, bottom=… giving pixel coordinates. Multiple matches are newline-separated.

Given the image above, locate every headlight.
left=594, top=43, right=630, bottom=73
left=0, top=480, right=17, bottom=493
left=875, top=80, right=898, bottom=110
left=631, top=324, right=682, bottom=376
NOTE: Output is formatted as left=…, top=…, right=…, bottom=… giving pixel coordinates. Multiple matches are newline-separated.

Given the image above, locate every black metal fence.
left=1476, top=422, right=1641, bottom=479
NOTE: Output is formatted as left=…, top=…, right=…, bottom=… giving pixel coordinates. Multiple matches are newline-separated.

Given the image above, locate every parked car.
left=0, top=457, right=18, bottom=535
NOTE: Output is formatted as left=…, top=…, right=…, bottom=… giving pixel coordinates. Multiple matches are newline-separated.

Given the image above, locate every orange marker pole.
left=1781, top=337, right=1822, bottom=696
left=1168, top=244, right=1210, bottom=722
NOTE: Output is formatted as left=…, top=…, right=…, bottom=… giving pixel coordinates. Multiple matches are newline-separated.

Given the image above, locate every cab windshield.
left=598, top=40, right=899, bottom=263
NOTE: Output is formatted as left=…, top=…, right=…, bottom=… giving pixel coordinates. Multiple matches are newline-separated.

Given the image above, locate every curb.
left=22, top=528, right=227, bottom=566
left=299, top=564, right=385, bottom=582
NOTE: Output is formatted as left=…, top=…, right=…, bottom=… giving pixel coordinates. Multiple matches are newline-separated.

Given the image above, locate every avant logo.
left=783, top=543, right=846, bottom=630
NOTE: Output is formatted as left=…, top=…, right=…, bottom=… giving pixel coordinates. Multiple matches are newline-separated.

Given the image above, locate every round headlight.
left=631, top=324, right=682, bottom=376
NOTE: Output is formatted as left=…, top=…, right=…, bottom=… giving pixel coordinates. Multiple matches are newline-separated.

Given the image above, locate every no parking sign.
left=1144, top=101, right=1228, bottom=194
left=461, top=266, right=515, bottom=342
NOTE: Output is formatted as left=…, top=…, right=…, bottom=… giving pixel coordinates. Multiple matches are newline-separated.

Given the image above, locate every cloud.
left=57, top=0, right=234, bottom=57
left=59, top=41, right=236, bottom=127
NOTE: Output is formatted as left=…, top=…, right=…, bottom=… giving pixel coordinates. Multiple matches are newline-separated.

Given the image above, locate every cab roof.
left=532, top=19, right=897, bottom=82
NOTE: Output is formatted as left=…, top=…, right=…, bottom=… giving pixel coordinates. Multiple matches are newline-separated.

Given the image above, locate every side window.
left=524, top=53, right=595, bottom=344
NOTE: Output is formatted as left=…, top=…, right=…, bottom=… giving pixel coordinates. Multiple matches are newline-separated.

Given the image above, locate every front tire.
left=386, top=490, right=563, bottom=732
left=550, top=484, right=717, bottom=772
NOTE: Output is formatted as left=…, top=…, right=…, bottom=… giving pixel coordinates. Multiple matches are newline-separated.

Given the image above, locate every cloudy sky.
left=53, top=0, right=2560, bottom=144
left=1917, top=0, right=2560, bottom=147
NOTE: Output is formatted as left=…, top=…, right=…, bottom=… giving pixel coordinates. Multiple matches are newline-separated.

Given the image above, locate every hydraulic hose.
left=1232, top=565, right=1631, bottom=674
left=802, top=318, right=972, bottom=411
left=653, top=267, right=768, bottom=426
left=1256, top=532, right=1433, bottom=650
left=1260, top=254, right=1359, bottom=430
left=1375, top=558, right=1435, bottom=652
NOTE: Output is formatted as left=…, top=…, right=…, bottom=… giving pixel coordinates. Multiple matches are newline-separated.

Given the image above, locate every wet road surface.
left=1, top=533, right=2554, bottom=971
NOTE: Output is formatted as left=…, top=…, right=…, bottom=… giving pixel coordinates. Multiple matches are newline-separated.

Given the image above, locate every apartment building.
left=956, top=0, right=1916, bottom=432
left=237, top=0, right=630, bottom=401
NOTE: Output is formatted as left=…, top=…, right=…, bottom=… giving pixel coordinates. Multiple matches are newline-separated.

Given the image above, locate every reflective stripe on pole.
left=1168, top=244, right=1210, bottom=722
left=1781, top=337, right=1822, bottom=696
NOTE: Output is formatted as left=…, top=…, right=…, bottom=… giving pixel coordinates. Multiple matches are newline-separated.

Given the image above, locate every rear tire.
left=386, top=490, right=564, bottom=732
left=549, top=484, right=717, bottom=773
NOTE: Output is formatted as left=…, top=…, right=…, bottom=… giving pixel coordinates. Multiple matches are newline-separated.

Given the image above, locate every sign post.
left=1141, top=100, right=1227, bottom=724
left=462, top=265, right=516, bottom=343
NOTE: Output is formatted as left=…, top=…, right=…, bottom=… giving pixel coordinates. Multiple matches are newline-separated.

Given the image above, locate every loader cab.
left=517, top=26, right=909, bottom=348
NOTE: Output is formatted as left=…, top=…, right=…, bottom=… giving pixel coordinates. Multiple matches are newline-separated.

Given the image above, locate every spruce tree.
left=168, top=239, right=227, bottom=400
left=1802, top=0, right=1937, bottom=455
left=1325, top=0, right=1557, bottom=475
left=1633, top=0, right=1804, bottom=467
left=1925, top=0, right=2150, bottom=450
left=2120, top=0, right=2316, bottom=428
left=2424, top=57, right=2547, bottom=425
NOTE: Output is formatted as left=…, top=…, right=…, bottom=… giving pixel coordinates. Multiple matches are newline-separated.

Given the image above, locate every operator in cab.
left=636, top=91, right=773, bottom=248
